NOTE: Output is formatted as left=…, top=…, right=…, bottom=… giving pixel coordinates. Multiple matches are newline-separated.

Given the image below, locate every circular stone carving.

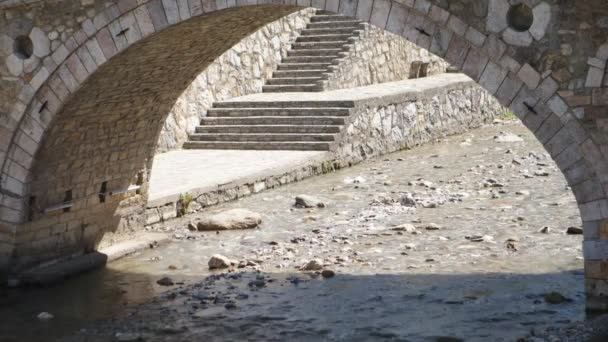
left=13, top=35, right=33, bottom=59
left=507, top=4, right=534, bottom=32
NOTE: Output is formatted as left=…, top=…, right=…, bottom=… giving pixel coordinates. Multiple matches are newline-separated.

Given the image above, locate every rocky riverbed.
left=2, top=120, right=601, bottom=341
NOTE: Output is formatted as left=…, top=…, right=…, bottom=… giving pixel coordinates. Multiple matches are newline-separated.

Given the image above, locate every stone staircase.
left=263, top=10, right=366, bottom=93
left=183, top=10, right=365, bottom=151
left=183, top=99, right=355, bottom=150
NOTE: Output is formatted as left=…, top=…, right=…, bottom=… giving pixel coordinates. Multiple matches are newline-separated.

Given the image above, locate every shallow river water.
left=0, top=121, right=589, bottom=341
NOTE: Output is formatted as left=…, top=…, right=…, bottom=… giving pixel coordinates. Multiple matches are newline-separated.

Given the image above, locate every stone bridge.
left=0, top=0, right=607, bottom=310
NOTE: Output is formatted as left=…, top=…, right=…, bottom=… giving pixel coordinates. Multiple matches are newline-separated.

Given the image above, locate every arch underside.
left=0, top=0, right=606, bottom=309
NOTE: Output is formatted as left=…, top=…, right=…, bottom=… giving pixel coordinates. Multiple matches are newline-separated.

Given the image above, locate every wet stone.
left=294, top=195, right=326, bottom=208
left=156, top=277, right=174, bottom=286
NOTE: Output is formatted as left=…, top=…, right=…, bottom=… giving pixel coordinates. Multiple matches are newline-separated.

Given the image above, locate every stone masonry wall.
left=156, top=8, right=314, bottom=152
left=333, top=79, right=506, bottom=164
left=323, top=24, right=449, bottom=91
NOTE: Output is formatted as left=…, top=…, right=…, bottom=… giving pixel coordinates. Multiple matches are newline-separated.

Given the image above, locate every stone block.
left=444, top=35, right=469, bottom=68
left=76, top=46, right=97, bottom=73
left=428, top=5, right=449, bottom=25
left=495, top=73, right=523, bottom=106
left=517, top=63, right=541, bottom=89
left=586, top=66, right=604, bottom=88
left=584, top=240, right=608, bottom=259
left=30, top=27, right=50, bottom=58
left=148, top=0, right=169, bottom=30
left=414, top=0, right=431, bottom=14
left=356, top=0, right=373, bottom=21
left=338, top=0, right=357, bottom=17
left=502, top=28, right=532, bottom=47
left=478, top=61, right=507, bottom=94
left=370, top=0, right=391, bottom=28
left=465, top=26, right=485, bottom=47
left=57, top=65, right=79, bottom=93
left=188, top=0, right=203, bottom=16
left=65, top=54, right=89, bottom=83
left=529, top=2, right=551, bottom=41
left=461, top=48, right=488, bottom=81
left=547, top=94, right=568, bottom=117
left=51, top=44, right=69, bottom=65
left=385, top=3, right=408, bottom=34
left=446, top=14, right=467, bottom=37
left=536, top=76, right=559, bottom=102
left=85, top=38, right=107, bottom=66
left=486, top=0, right=508, bottom=33
left=95, top=28, right=118, bottom=60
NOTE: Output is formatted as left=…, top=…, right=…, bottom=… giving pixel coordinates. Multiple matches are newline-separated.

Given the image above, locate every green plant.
left=500, top=111, right=516, bottom=121
left=178, top=192, right=194, bottom=216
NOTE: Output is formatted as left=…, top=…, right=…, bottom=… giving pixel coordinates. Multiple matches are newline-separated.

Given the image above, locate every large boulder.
left=197, top=209, right=262, bottom=231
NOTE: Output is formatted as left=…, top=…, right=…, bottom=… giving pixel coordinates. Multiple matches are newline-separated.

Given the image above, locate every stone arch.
left=0, top=0, right=607, bottom=309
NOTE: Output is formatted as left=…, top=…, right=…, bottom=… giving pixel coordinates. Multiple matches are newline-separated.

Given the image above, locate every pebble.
left=539, top=226, right=551, bottom=234
left=37, top=312, right=54, bottom=321
left=156, top=277, right=174, bottom=286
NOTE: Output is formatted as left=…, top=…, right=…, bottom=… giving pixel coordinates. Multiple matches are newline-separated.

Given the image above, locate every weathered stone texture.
left=156, top=9, right=314, bottom=152
left=334, top=80, right=505, bottom=163
left=323, top=24, right=448, bottom=91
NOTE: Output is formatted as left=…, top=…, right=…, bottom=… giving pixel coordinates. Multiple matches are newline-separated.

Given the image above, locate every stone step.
left=266, top=77, right=324, bottom=85
left=310, top=15, right=355, bottom=22
left=297, top=34, right=354, bottom=42
left=213, top=100, right=354, bottom=109
left=195, top=125, right=342, bottom=134
left=287, top=48, right=343, bottom=57
left=201, top=116, right=346, bottom=125
left=262, top=84, right=323, bottom=92
left=189, top=133, right=336, bottom=142
left=300, top=27, right=360, bottom=36
left=272, top=69, right=329, bottom=78
left=183, top=141, right=332, bottom=151
left=207, top=107, right=350, bottom=117
left=292, top=41, right=351, bottom=50
left=277, top=62, right=333, bottom=70
left=307, top=21, right=364, bottom=29
left=315, top=10, right=335, bottom=15
left=282, top=55, right=339, bottom=63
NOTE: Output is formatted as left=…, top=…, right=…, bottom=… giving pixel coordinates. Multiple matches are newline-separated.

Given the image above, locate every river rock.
left=321, top=270, right=335, bottom=278
left=295, top=195, right=325, bottom=208
left=544, top=292, right=567, bottom=304
left=494, top=133, right=524, bottom=143
left=37, top=312, right=54, bottom=321
left=566, top=227, right=583, bottom=235
left=208, top=254, right=234, bottom=269
left=391, top=223, right=418, bottom=233
left=115, top=333, right=144, bottom=342
left=156, top=277, right=174, bottom=286
left=197, top=209, right=262, bottom=231
left=301, top=259, right=324, bottom=271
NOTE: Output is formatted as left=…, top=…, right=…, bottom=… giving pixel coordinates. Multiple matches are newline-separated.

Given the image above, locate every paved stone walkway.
left=228, top=73, right=470, bottom=103
left=148, top=150, right=325, bottom=205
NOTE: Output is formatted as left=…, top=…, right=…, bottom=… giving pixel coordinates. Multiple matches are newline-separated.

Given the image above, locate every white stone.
left=502, top=28, right=533, bottom=47
left=30, top=27, right=50, bottom=58
left=5, top=54, right=23, bottom=76
left=586, top=66, right=604, bottom=88
left=530, top=2, right=551, bottom=41
left=487, top=0, right=509, bottom=33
